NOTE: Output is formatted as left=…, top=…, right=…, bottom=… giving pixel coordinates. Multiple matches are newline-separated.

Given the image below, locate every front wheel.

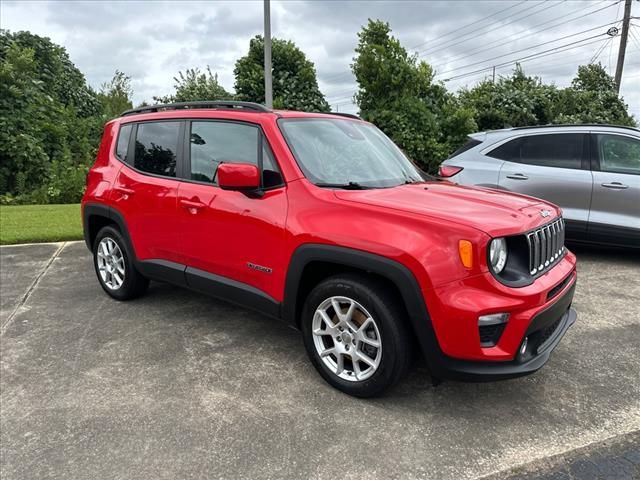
left=301, top=274, right=412, bottom=397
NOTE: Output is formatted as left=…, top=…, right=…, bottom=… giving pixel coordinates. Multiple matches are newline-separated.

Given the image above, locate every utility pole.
left=614, top=0, right=632, bottom=93
left=492, top=66, right=496, bottom=83
left=263, top=0, right=273, bottom=109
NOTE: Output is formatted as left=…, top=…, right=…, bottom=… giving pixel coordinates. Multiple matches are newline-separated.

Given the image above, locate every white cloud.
left=1, top=0, right=638, bottom=118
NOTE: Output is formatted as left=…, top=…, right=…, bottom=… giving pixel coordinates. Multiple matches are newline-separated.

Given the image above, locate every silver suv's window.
left=488, top=133, right=585, bottom=170
left=596, top=134, right=640, bottom=175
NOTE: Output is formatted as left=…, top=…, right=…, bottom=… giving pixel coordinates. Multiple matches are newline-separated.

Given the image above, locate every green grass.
left=0, top=204, right=83, bottom=245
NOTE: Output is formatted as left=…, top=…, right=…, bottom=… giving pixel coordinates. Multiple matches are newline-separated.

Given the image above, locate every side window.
left=518, top=134, right=584, bottom=169
left=596, top=134, right=640, bottom=175
left=116, top=124, right=132, bottom=162
left=487, top=138, right=521, bottom=161
left=134, top=122, right=180, bottom=177
left=488, top=134, right=585, bottom=169
left=190, top=121, right=283, bottom=187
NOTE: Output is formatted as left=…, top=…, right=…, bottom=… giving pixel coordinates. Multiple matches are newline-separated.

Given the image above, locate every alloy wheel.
left=96, top=237, right=125, bottom=290
left=312, top=296, right=382, bottom=382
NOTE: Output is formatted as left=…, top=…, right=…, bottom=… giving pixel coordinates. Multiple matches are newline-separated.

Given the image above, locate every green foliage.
left=555, top=63, right=636, bottom=126
left=154, top=66, right=231, bottom=103
left=234, top=36, right=330, bottom=112
left=352, top=20, right=476, bottom=173
left=0, top=30, right=105, bottom=204
left=99, top=70, right=133, bottom=118
left=460, top=63, right=636, bottom=131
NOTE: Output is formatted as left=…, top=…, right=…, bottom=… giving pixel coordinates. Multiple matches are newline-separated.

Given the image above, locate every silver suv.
left=439, top=124, right=640, bottom=248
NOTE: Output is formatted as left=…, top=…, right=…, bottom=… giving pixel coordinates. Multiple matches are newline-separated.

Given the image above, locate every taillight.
left=438, top=165, right=463, bottom=178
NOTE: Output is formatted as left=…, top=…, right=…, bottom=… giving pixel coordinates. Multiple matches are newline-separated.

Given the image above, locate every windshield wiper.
left=315, top=182, right=372, bottom=190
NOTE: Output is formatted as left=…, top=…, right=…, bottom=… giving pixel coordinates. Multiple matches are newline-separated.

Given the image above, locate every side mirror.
left=217, top=163, right=261, bottom=191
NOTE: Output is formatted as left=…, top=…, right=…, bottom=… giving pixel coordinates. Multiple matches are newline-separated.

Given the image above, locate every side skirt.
left=136, top=259, right=281, bottom=320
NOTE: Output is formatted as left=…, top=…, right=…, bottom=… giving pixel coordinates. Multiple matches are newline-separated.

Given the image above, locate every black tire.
left=93, top=225, right=149, bottom=300
left=301, top=274, right=412, bottom=397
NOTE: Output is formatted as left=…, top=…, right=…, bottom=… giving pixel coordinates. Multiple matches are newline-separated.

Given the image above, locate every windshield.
left=278, top=118, right=425, bottom=188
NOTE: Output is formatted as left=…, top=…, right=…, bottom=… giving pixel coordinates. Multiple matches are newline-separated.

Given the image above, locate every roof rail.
left=329, top=112, right=362, bottom=120
left=121, top=101, right=272, bottom=117
left=510, top=123, right=639, bottom=132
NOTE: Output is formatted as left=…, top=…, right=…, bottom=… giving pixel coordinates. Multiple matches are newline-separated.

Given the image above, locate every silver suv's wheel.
left=302, top=274, right=412, bottom=397
left=96, top=237, right=125, bottom=290
left=312, top=296, right=382, bottom=381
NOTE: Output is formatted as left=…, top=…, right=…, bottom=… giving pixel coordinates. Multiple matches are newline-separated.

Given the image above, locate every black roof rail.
left=328, top=112, right=362, bottom=120
left=121, top=100, right=272, bottom=117
left=510, top=123, right=640, bottom=132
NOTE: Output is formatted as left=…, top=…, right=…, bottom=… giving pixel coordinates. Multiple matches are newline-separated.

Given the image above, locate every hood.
left=333, top=181, right=560, bottom=237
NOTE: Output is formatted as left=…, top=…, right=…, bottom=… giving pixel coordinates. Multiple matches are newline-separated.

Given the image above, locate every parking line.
left=1, top=242, right=68, bottom=335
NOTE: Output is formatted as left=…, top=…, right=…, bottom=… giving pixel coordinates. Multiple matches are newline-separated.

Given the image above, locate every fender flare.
left=282, top=244, right=444, bottom=369
left=82, top=203, right=136, bottom=260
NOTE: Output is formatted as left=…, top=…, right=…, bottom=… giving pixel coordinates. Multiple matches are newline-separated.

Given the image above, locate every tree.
left=234, top=36, right=329, bottom=112
left=0, top=30, right=102, bottom=203
left=154, top=66, right=231, bottom=104
left=556, top=63, right=636, bottom=126
left=352, top=20, right=476, bottom=172
left=459, top=65, right=560, bottom=131
left=459, top=63, right=636, bottom=131
left=99, top=70, right=133, bottom=118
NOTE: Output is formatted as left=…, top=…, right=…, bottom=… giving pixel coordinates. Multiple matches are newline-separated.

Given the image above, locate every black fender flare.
left=282, top=244, right=445, bottom=370
left=82, top=203, right=136, bottom=260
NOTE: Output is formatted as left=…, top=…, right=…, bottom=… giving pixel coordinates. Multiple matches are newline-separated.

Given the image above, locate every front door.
left=177, top=120, right=287, bottom=301
left=588, top=132, right=640, bottom=247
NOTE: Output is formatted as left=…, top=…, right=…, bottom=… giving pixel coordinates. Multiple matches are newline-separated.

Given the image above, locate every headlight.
left=489, top=238, right=508, bottom=274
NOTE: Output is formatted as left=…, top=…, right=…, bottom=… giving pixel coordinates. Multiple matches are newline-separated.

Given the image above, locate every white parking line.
left=0, top=242, right=68, bottom=335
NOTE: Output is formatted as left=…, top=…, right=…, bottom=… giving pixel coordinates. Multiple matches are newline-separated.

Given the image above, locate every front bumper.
left=429, top=285, right=576, bottom=382
left=417, top=251, right=577, bottom=382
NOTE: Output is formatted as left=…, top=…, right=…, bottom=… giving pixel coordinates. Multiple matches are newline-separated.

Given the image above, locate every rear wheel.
left=301, top=274, right=412, bottom=397
left=93, top=226, right=148, bottom=300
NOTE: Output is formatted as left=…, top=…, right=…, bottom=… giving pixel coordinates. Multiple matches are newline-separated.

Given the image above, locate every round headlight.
left=489, top=238, right=508, bottom=274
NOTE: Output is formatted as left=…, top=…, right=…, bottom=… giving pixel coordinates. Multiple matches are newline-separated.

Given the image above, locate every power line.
left=442, top=35, right=607, bottom=82
left=436, top=27, right=612, bottom=77
left=408, top=0, right=528, bottom=51
left=323, top=0, right=535, bottom=84
left=430, top=0, right=615, bottom=70
left=413, top=0, right=539, bottom=55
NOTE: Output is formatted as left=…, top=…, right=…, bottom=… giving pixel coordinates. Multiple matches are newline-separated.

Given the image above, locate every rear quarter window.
left=115, top=124, right=132, bottom=162
left=448, top=138, right=482, bottom=158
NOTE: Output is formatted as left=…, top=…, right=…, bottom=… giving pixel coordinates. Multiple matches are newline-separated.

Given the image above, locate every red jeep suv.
left=82, top=101, right=577, bottom=397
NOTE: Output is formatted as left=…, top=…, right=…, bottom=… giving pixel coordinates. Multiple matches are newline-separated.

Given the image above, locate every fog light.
left=520, top=337, right=529, bottom=356
left=478, top=313, right=509, bottom=326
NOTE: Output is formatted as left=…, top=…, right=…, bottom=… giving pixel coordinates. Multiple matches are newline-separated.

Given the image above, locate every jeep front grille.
left=526, top=218, right=565, bottom=276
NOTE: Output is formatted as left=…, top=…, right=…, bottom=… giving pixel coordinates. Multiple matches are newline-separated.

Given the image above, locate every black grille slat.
left=526, top=218, right=565, bottom=276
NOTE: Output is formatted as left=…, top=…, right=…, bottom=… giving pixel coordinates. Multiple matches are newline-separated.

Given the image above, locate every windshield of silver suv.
left=279, top=118, right=424, bottom=188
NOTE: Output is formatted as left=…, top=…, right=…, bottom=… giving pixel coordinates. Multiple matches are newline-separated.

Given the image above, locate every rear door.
left=588, top=132, right=640, bottom=247
left=111, top=120, right=184, bottom=263
left=496, top=132, right=593, bottom=240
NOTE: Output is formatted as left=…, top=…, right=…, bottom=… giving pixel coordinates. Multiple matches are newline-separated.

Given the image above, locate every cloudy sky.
left=2, top=0, right=639, bottom=118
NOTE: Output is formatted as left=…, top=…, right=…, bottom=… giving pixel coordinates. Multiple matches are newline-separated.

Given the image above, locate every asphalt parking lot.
left=1, top=241, right=639, bottom=479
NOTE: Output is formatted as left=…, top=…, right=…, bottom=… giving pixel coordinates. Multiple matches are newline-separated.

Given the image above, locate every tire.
left=301, top=273, right=412, bottom=397
left=93, top=225, right=149, bottom=300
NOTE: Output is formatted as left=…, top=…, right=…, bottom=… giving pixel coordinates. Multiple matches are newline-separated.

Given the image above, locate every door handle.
left=114, top=186, right=135, bottom=199
left=506, top=173, right=529, bottom=180
left=601, top=182, right=628, bottom=190
left=179, top=198, right=206, bottom=213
